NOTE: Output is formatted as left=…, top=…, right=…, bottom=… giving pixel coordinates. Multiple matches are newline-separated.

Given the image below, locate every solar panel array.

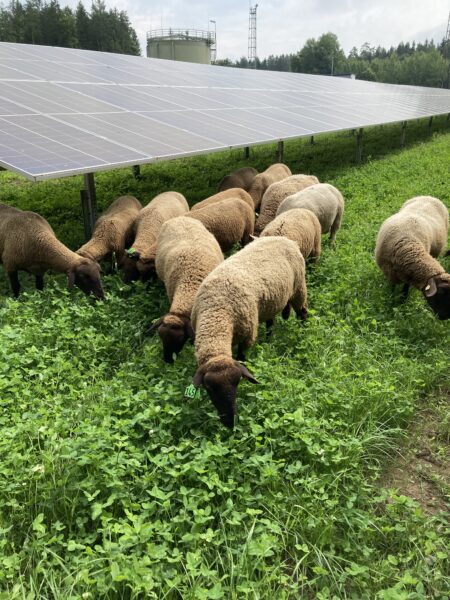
left=1, top=42, right=450, bottom=181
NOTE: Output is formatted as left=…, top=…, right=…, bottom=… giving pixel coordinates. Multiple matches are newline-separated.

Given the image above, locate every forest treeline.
left=217, top=32, right=450, bottom=88
left=0, top=0, right=140, bottom=55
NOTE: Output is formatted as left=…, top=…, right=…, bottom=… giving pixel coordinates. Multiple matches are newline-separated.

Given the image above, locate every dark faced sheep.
left=217, top=167, right=258, bottom=192
left=146, top=217, right=224, bottom=362
left=247, top=163, right=292, bottom=210
left=77, top=195, right=142, bottom=269
left=191, top=237, right=307, bottom=429
left=0, top=204, right=104, bottom=299
left=375, top=195, right=450, bottom=319
left=122, top=192, right=189, bottom=283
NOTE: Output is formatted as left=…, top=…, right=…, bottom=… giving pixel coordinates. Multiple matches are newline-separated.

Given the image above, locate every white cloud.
left=61, top=0, right=449, bottom=60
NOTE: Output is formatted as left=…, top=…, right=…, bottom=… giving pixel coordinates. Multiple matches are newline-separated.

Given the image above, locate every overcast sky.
left=63, top=0, right=449, bottom=60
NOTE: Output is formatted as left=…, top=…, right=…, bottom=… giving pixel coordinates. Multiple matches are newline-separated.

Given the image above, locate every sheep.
left=77, top=195, right=142, bottom=269
left=191, top=188, right=254, bottom=212
left=122, top=192, right=189, bottom=283
left=191, top=236, right=308, bottom=428
left=277, top=183, right=345, bottom=244
left=248, top=163, right=292, bottom=210
left=254, top=174, right=319, bottom=234
left=146, top=217, right=224, bottom=362
left=0, top=204, right=104, bottom=299
left=375, top=195, right=450, bottom=320
left=217, top=166, right=258, bottom=192
left=260, top=208, right=322, bottom=261
left=186, top=197, right=255, bottom=252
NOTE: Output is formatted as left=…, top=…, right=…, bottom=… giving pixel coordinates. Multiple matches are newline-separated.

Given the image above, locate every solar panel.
left=1, top=42, right=450, bottom=181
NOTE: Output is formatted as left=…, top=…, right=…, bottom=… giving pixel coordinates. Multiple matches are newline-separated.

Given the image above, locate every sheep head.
left=146, top=314, right=195, bottom=363
left=122, top=249, right=141, bottom=283
left=192, top=356, right=258, bottom=429
left=423, top=274, right=450, bottom=320
left=248, top=177, right=264, bottom=210
left=68, top=259, right=104, bottom=300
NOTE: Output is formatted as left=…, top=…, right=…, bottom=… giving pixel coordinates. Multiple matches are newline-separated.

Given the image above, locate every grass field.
left=0, top=118, right=449, bottom=598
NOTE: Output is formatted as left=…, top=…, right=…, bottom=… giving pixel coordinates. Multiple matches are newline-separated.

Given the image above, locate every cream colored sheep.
left=375, top=195, right=450, bottom=319
left=146, top=217, right=224, bottom=362
left=277, top=183, right=345, bottom=244
left=260, top=208, right=322, bottom=261
left=186, top=197, right=255, bottom=252
left=191, top=236, right=307, bottom=428
left=77, top=195, right=142, bottom=267
left=218, top=167, right=258, bottom=192
left=123, top=192, right=189, bottom=283
left=254, top=174, right=319, bottom=234
left=191, top=188, right=254, bottom=212
left=248, top=163, right=292, bottom=210
left=0, top=204, right=104, bottom=299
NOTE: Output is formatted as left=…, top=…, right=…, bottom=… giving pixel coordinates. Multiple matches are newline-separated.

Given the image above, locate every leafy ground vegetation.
left=0, top=118, right=449, bottom=598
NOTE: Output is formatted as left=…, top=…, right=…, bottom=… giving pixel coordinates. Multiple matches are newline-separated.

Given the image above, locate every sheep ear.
left=186, top=319, right=195, bottom=341
left=192, top=368, right=204, bottom=387
left=239, top=363, right=258, bottom=384
left=67, top=270, right=75, bottom=290
left=424, top=278, right=437, bottom=298
left=144, top=318, right=163, bottom=336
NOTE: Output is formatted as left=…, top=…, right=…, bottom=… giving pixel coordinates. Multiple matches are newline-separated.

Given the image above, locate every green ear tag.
left=127, top=247, right=137, bottom=256
left=184, top=384, right=201, bottom=399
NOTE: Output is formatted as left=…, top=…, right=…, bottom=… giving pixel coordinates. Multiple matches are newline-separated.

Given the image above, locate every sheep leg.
left=8, top=271, right=21, bottom=297
left=400, top=283, right=410, bottom=301
left=291, top=278, right=308, bottom=320
left=310, top=235, right=322, bottom=262
left=265, top=319, right=274, bottom=337
left=237, top=344, right=246, bottom=361
left=329, top=213, right=342, bottom=245
left=35, top=274, right=44, bottom=291
left=282, top=304, right=291, bottom=320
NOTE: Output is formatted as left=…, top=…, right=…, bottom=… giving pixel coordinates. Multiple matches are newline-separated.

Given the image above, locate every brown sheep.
left=186, top=198, right=255, bottom=252
left=260, top=208, right=322, bottom=261
left=122, top=192, right=189, bottom=283
left=77, top=195, right=142, bottom=268
left=217, top=166, right=258, bottom=192
left=248, top=163, right=292, bottom=210
left=0, top=204, right=104, bottom=299
left=191, top=188, right=254, bottom=212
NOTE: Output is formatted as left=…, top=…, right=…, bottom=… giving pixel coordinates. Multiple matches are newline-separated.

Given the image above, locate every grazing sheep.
left=260, top=208, right=322, bottom=261
left=191, top=236, right=308, bottom=428
left=146, top=217, right=224, bottom=362
left=123, top=192, right=189, bottom=283
left=191, top=188, right=254, bottom=212
left=186, top=197, right=255, bottom=252
left=254, top=174, right=319, bottom=234
left=248, top=163, right=292, bottom=210
left=277, top=183, right=345, bottom=244
left=77, top=195, right=142, bottom=268
left=375, top=195, right=450, bottom=319
left=0, top=204, right=104, bottom=299
left=217, top=166, right=258, bottom=192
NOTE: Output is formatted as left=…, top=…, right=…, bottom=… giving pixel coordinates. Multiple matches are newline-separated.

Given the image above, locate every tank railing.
left=146, top=28, right=216, bottom=43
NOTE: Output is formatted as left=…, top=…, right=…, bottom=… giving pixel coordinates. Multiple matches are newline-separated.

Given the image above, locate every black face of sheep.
left=146, top=315, right=195, bottom=363
left=68, top=261, right=104, bottom=300
left=423, top=277, right=450, bottom=320
left=122, top=255, right=141, bottom=284
left=193, top=359, right=258, bottom=429
left=137, top=257, right=156, bottom=282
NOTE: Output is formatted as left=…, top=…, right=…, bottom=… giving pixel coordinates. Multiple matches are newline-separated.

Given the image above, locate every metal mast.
left=446, top=11, right=450, bottom=42
left=248, top=3, right=258, bottom=68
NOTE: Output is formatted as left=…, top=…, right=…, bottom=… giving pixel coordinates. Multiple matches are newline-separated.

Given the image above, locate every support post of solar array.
left=276, top=141, right=284, bottom=162
left=244, top=146, right=250, bottom=159
left=400, top=121, right=407, bottom=147
left=428, top=116, right=433, bottom=135
left=355, top=128, right=363, bottom=164
left=80, top=173, right=97, bottom=240
left=132, top=165, right=141, bottom=179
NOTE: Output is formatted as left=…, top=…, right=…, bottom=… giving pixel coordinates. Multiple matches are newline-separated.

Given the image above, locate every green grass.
left=0, top=118, right=449, bottom=598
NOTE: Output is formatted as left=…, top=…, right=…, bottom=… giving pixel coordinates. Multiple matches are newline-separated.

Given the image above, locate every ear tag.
left=127, top=247, right=137, bottom=257
left=184, top=384, right=201, bottom=399
left=425, top=284, right=431, bottom=291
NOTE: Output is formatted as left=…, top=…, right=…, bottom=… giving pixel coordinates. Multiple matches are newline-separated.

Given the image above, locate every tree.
left=291, top=33, right=346, bottom=75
